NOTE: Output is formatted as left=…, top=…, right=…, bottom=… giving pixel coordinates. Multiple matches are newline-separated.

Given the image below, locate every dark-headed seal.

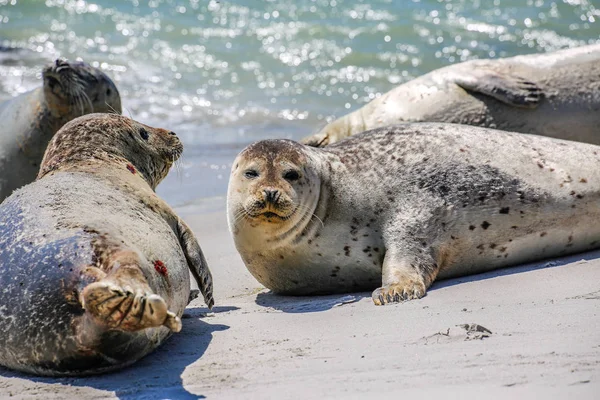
left=0, top=113, right=213, bottom=376
left=302, top=44, right=600, bottom=147
left=0, top=59, right=122, bottom=202
left=228, top=124, right=600, bottom=304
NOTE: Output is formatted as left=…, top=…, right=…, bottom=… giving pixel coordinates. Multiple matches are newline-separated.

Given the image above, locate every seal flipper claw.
left=177, top=218, right=215, bottom=309
left=372, top=280, right=427, bottom=305
left=452, top=67, right=543, bottom=108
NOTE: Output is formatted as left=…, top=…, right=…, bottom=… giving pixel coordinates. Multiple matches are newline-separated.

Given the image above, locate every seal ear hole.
left=244, top=170, right=259, bottom=179
left=139, top=127, right=150, bottom=141
left=283, top=170, right=300, bottom=181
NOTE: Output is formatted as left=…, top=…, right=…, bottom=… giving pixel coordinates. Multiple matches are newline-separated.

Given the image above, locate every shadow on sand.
left=0, top=306, right=237, bottom=400
left=430, top=249, right=600, bottom=291
left=256, top=249, right=600, bottom=312
left=256, top=292, right=370, bottom=313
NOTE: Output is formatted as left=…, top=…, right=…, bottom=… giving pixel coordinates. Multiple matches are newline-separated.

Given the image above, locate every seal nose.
left=263, top=189, right=279, bottom=204
left=54, top=59, right=69, bottom=69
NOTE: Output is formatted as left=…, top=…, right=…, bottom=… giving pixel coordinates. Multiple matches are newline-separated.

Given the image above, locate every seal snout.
left=53, top=59, right=70, bottom=73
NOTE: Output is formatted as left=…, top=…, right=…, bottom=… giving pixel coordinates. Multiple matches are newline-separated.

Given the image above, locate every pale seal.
left=0, top=59, right=122, bottom=202
left=228, top=123, right=600, bottom=304
left=0, top=113, right=213, bottom=376
left=302, top=44, right=600, bottom=147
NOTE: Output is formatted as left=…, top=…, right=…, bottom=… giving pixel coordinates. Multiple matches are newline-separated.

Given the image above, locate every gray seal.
left=228, top=124, right=600, bottom=304
left=302, top=44, right=600, bottom=146
left=0, top=59, right=122, bottom=202
left=0, top=113, right=213, bottom=376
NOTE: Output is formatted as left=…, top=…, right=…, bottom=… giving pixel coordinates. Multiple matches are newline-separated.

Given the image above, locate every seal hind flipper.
left=452, top=68, right=543, bottom=108
left=177, top=219, right=215, bottom=309
left=81, top=258, right=182, bottom=333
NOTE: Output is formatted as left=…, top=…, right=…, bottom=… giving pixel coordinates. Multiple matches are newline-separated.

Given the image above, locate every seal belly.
left=249, top=225, right=384, bottom=295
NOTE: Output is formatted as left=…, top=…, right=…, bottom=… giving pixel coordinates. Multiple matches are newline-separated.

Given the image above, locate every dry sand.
left=0, top=202, right=598, bottom=399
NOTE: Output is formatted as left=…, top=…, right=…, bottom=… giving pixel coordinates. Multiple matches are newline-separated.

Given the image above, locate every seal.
left=228, top=123, right=600, bottom=305
left=0, top=113, right=213, bottom=376
left=0, top=59, right=122, bottom=202
left=302, top=44, right=600, bottom=147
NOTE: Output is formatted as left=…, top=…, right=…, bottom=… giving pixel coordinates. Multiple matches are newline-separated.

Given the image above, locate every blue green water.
left=1, top=0, right=599, bottom=207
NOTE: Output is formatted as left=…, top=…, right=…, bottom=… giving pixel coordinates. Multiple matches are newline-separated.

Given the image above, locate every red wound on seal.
left=126, top=163, right=136, bottom=174
left=154, top=260, right=168, bottom=277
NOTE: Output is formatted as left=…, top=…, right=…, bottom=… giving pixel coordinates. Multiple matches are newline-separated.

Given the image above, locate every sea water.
left=1, top=0, right=598, bottom=209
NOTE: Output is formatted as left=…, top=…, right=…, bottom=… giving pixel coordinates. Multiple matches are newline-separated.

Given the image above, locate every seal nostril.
left=169, top=131, right=177, bottom=136
left=263, top=189, right=279, bottom=203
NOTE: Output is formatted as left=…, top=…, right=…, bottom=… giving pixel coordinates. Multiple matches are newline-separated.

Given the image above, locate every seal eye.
left=244, top=170, right=259, bottom=179
left=283, top=170, right=300, bottom=181
left=106, top=88, right=111, bottom=96
left=139, top=128, right=149, bottom=141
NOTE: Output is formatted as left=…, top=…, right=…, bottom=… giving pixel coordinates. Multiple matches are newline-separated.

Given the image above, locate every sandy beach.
left=0, top=203, right=598, bottom=399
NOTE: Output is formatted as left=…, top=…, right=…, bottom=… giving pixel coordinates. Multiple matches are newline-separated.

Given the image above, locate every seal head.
left=42, top=59, right=122, bottom=116
left=228, top=140, right=323, bottom=248
left=39, top=113, right=182, bottom=189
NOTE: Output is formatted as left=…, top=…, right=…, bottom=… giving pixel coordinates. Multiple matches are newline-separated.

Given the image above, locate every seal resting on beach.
left=0, top=113, right=213, bottom=376
left=228, top=123, right=600, bottom=305
left=0, top=59, right=122, bottom=202
left=302, top=44, right=600, bottom=147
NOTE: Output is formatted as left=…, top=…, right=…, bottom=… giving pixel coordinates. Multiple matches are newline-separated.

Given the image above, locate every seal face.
left=302, top=44, right=600, bottom=147
left=228, top=124, right=600, bottom=304
left=0, top=59, right=122, bottom=201
left=0, top=114, right=213, bottom=376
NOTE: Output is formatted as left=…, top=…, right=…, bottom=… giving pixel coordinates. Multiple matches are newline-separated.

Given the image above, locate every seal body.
left=302, top=44, right=600, bottom=146
left=0, top=114, right=213, bottom=376
left=228, top=124, right=600, bottom=304
left=0, top=59, right=122, bottom=202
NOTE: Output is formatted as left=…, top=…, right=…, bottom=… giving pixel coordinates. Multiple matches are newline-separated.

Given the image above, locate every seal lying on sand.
left=228, top=123, right=600, bottom=305
left=302, top=44, right=600, bottom=147
left=0, top=59, right=122, bottom=202
left=0, top=113, right=213, bottom=376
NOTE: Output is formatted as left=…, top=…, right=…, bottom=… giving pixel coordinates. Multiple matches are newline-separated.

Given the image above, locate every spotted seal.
left=228, top=123, right=600, bottom=304
left=302, top=44, right=600, bottom=147
left=0, top=59, right=122, bottom=202
left=0, top=113, right=213, bottom=376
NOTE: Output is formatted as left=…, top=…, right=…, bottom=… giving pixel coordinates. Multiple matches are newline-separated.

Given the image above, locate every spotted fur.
left=228, top=123, right=600, bottom=305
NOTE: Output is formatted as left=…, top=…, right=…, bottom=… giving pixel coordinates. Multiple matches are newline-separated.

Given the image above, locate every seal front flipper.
left=80, top=251, right=182, bottom=332
left=452, top=67, right=543, bottom=108
left=177, top=218, right=215, bottom=309
left=301, top=131, right=330, bottom=147
left=372, top=245, right=439, bottom=306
